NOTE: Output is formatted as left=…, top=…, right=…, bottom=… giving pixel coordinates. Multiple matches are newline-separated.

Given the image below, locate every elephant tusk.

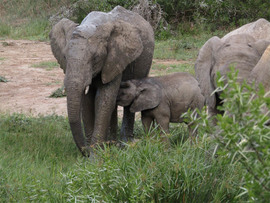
left=85, top=86, right=90, bottom=95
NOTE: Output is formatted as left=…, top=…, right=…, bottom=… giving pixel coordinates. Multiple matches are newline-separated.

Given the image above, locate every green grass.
left=61, top=136, right=246, bottom=202
left=0, top=21, right=11, bottom=37
left=154, top=32, right=224, bottom=61
left=0, top=114, right=80, bottom=201
left=0, top=113, right=247, bottom=202
left=152, top=30, right=227, bottom=76
left=0, top=18, right=50, bottom=41
left=0, top=0, right=73, bottom=40
left=32, top=61, right=59, bottom=70
left=151, top=63, right=195, bottom=76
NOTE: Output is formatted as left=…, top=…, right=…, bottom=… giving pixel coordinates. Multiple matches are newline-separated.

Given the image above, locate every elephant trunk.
left=65, top=59, right=92, bottom=156
left=66, top=82, right=87, bottom=155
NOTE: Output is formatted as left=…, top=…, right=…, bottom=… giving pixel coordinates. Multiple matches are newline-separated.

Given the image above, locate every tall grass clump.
left=186, top=69, right=270, bottom=201
left=63, top=135, right=245, bottom=202
left=0, top=114, right=80, bottom=202
left=0, top=21, right=11, bottom=37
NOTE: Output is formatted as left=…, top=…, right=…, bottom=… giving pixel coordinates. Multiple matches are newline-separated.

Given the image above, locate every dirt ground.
left=0, top=40, right=66, bottom=116
left=0, top=39, right=183, bottom=117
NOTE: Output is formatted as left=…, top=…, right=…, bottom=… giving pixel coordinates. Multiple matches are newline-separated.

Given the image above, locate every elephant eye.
left=140, top=89, right=146, bottom=93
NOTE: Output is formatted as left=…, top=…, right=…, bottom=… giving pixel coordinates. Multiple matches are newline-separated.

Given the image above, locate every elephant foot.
left=159, top=134, right=171, bottom=148
left=87, top=151, right=98, bottom=162
left=80, top=145, right=93, bottom=157
left=120, top=129, right=135, bottom=143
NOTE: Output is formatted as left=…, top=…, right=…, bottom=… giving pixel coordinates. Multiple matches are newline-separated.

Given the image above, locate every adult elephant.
left=222, top=18, right=270, bottom=41
left=49, top=6, right=154, bottom=155
left=195, top=33, right=270, bottom=116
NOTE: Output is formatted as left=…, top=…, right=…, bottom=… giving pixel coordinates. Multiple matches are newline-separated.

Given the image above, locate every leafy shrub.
left=197, top=0, right=270, bottom=27
left=50, top=86, right=66, bottom=98
left=155, top=0, right=270, bottom=33
left=73, top=0, right=138, bottom=23
left=186, top=69, right=270, bottom=201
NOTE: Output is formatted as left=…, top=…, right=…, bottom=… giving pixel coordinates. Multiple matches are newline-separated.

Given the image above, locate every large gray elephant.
left=49, top=6, right=154, bottom=155
left=195, top=32, right=270, bottom=116
left=117, top=72, right=205, bottom=135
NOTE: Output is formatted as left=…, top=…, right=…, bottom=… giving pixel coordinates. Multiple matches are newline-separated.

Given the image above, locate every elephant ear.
left=49, top=18, right=78, bottom=73
left=130, top=82, right=161, bottom=113
left=195, top=36, right=222, bottom=110
left=101, top=20, right=144, bottom=84
left=117, top=80, right=137, bottom=107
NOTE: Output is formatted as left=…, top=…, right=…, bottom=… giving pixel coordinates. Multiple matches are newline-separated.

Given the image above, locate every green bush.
left=73, top=0, right=137, bottom=23
left=198, top=0, right=270, bottom=27
left=155, top=0, right=270, bottom=31
left=186, top=69, right=270, bottom=201
left=1, top=0, right=269, bottom=39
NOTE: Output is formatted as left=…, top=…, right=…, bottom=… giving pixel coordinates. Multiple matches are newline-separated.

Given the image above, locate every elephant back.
left=222, top=18, right=270, bottom=41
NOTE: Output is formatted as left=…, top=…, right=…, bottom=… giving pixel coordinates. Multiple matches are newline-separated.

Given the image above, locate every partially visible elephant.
left=117, top=72, right=205, bottom=134
left=49, top=6, right=154, bottom=155
left=195, top=33, right=270, bottom=116
left=249, top=44, right=270, bottom=92
left=223, top=18, right=270, bottom=41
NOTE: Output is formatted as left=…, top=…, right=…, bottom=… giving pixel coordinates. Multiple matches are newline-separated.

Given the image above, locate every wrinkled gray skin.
left=117, top=72, right=205, bottom=134
left=49, top=6, right=154, bottom=155
left=195, top=33, right=270, bottom=116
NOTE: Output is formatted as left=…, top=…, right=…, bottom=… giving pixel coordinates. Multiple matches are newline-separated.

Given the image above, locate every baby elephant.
left=117, top=72, right=205, bottom=135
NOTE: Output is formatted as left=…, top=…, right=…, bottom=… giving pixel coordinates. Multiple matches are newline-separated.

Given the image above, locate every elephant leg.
left=107, top=105, right=118, bottom=141
left=155, top=115, right=171, bottom=145
left=156, top=117, right=170, bottom=134
left=141, top=115, right=154, bottom=134
left=81, top=86, right=95, bottom=145
left=120, top=106, right=135, bottom=142
left=91, top=75, right=122, bottom=145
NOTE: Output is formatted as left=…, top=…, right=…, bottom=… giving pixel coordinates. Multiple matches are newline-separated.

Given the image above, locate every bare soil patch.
left=0, top=40, right=66, bottom=116
left=0, top=40, right=186, bottom=117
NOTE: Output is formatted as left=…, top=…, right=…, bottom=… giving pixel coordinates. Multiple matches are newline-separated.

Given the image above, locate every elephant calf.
left=117, top=72, right=205, bottom=135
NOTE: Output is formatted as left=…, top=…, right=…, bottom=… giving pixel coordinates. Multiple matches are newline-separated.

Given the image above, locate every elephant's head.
left=117, top=79, right=162, bottom=113
left=195, top=33, right=270, bottom=115
left=50, top=18, right=144, bottom=153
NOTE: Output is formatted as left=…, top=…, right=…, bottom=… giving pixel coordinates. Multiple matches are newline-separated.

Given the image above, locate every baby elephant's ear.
left=130, top=83, right=161, bottom=113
